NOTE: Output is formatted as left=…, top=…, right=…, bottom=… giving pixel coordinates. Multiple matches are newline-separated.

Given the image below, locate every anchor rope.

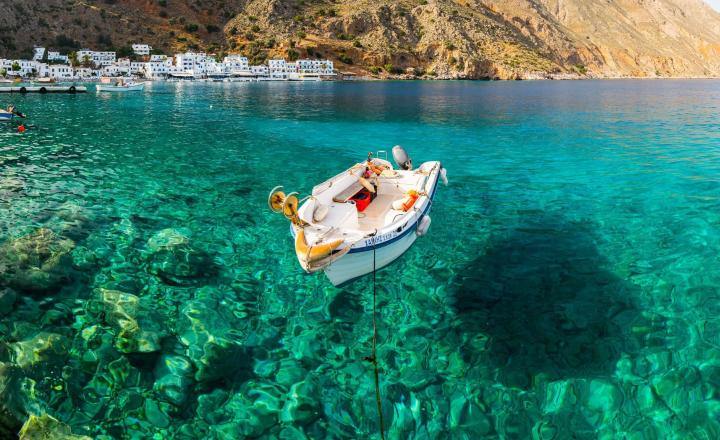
left=366, top=230, right=386, bottom=440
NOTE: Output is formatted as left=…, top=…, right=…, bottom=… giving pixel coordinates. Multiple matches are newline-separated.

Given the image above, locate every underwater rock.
left=0, top=287, right=17, bottom=315
left=275, top=359, right=307, bottom=388
left=99, top=288, right=166, bottom=354
left=448, top=392, right=492, bottom=436
left=178, top=298, right=249, bottom=382
left=280, top=378, right=322, bottom=425
left=153, top=354, right=194, bottom=406
left=0, top=362, right=23, bottom=438
left=0, top=228, right=74, bottom=293
left=198, top=383, right=282, bottom=438
left=11, top=332, right=70, bottom=370
left=55, top=203, right=93, bottom=241
left=146, top=228, right=215, bottom=285
left=18, top=413, right=92, bottom=440
left=144, top=399, right=171, bottom=429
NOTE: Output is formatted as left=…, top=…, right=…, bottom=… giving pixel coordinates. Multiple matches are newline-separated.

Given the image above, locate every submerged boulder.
left=197, top=381, right=283, bottom=438
left=177, top=297, right=249, bottom=382
left=18, top=413, right=92, bottom=440
left=0, top=288, right=17, bottom=315
left=11, top=332, right=70, bottom=370
left=99, top=289, right=167, bottom=354
left=153, top=354, right=194, bottom=406
left=146, top=228, right=215, bottom=285
left=280, top=378, right=322, bottom=425
left=0, top=362, right=44, bottom=439
left=0, top=228, right=74, bottom=293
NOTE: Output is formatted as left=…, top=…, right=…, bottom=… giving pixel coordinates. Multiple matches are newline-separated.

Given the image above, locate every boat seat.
left=333, top=181, right=364, bottom=203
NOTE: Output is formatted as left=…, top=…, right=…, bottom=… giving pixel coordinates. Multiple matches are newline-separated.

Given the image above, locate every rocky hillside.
left=1, top=0, right=719, bottom=79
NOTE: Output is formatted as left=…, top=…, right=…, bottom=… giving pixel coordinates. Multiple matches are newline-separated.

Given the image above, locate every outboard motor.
left=392, top=145, right=413, bottom=171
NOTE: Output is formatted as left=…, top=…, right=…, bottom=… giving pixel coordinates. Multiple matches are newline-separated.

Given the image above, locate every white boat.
left=269, top=146, right=447, bottom=286
left=0, top=109, right=13, bottom=122
left=96, top=80, right=145, bottom=92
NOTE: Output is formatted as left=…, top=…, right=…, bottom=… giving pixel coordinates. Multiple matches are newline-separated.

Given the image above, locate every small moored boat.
left=96, top=78, right=145, bottom=92
left=269, top=146, right=447, bottom=286
left=0, top=105, right=25, bottom=122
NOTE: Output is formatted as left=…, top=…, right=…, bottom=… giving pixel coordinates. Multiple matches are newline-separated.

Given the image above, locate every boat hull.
left=324, top=228, right=419, bottom=286
left=322, top=163, right=441, bottom=286
left=96, top=83, right=145, bottom=92
left=0, top=112, right=12, bottom=122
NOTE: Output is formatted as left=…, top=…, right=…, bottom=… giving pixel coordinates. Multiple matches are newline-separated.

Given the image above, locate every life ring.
left=69, top=86, right=76, bottom=93
left=19, top=86, right=27, bottom=93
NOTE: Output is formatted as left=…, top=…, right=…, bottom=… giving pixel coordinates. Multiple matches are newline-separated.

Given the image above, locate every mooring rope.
left=365, top=231, right=386, bottom=440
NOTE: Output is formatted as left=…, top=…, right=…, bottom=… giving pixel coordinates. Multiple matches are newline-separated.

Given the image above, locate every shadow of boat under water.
left=450, top=214, right=644, bottom=388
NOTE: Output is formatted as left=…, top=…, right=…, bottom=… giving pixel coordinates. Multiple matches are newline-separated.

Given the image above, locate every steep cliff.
left=1, top=0, right=719, bottom=79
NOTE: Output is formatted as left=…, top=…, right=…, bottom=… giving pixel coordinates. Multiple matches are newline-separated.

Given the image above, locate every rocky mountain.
left=1, top=0, right=719, bottom=79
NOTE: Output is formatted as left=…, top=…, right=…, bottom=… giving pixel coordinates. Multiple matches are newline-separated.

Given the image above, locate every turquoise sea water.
left=1, top=80, right=720, bottom=439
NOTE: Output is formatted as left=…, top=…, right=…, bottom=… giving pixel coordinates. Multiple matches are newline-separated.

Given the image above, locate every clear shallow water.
left=1, top=80, right=720, bottom=438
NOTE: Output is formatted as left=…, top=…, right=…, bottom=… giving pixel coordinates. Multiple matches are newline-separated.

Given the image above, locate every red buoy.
left=18, top=125, right=25, bottom=133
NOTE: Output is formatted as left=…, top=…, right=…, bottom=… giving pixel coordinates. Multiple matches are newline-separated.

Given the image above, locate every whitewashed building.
left=48, top=64, right=74, bottom=79
left=32, top=47, right=46, bottom=61
left=174, top=52, right=212, bottom=76
left=48, top=51, right=69, bottom=63
left=0, top=60, right=44, bottom=77
left=77, top=50, right=116, bottom=67
left=268, top=59, right=289, bottom=79
left=143, top=59, right=173, bottom=79
left=295, top=59, right=334, bottom=75
left=250, top=65, right=269, bottom=78
left=132, top=44, right=152, bottom=56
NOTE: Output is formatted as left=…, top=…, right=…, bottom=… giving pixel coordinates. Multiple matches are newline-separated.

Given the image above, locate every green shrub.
left=288, top=49, right=299, bottom=61
left=413, top=67, right=425, bottom=76
left=370, top=66, right=380, bottom=74
left=158, top=0, right=166, bottom=6
left=245, top=32, right=255, bottom=41
left=384, top=63, right=393, bottom=72
left=229, top=27, right=237, bottom=35
left=184, top=23, right=199, bottom=33
left=251, top=24, right=260, bottom=32
left=352, top=39, right=362, bottom=48
left=248, top=16, right=257, bottom=22
left=206, top=24, right=220, bottom=33
left=445, top=42, right=455, bottom=50
left=293, top=15, right=303, bottom=23
left=338, top=53, right=353, bottom=64
left=298, top=31, right=306, bottom=38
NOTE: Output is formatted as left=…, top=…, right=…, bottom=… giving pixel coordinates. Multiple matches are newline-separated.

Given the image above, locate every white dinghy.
left=96, top=77, right=145, bottom=92
left=269, top=146, right=448, bottom=286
